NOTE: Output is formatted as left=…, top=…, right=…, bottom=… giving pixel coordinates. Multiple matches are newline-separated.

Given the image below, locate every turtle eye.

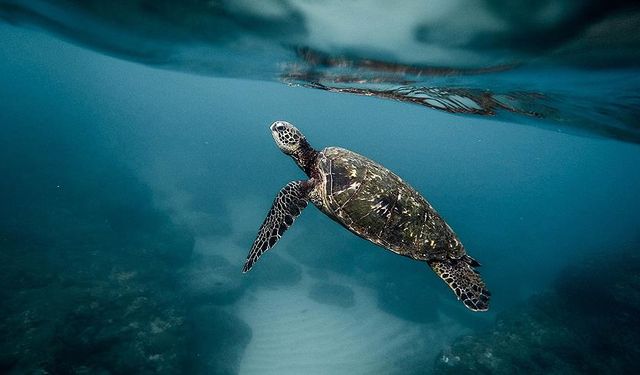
left=275, top=124, right=285, bottom=131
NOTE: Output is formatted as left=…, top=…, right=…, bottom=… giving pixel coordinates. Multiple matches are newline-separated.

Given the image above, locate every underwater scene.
left=1, top=1, right=640, bottom=374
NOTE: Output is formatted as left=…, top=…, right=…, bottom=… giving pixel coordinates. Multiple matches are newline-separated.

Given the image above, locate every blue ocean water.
left=1, top=2, right=640, bottom=374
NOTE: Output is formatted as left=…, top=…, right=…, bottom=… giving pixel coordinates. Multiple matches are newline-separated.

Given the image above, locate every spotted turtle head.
left=270, top=120, right=306, bottom=155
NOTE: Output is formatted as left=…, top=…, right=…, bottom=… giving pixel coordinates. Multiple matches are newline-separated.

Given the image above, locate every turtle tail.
left=428, top=255, right=490, bottom=311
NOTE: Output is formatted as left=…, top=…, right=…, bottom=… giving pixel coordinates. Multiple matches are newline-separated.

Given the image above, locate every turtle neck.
left=291, top=139, right=318, bottom=177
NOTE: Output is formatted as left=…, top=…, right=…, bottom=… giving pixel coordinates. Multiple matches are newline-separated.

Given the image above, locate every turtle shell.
left=315, top=147, right=463, bottom=260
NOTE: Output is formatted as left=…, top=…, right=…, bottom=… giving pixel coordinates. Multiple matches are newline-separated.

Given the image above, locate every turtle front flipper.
left=242, top=180, right=312, bottom=273
left=428, top=256, right=491, bottom=311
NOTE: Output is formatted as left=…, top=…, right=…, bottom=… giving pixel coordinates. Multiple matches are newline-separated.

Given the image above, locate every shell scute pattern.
left=315, top=147, right=463, bottom=261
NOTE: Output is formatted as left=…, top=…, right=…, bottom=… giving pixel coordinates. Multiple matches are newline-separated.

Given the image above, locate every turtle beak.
left=270, top=120, right=290, bottom=132
left=270, top=123, right=279, bottom=141
left=270, top=123, right=280, bottom=145
left=270, top=121, right=283, bottom=131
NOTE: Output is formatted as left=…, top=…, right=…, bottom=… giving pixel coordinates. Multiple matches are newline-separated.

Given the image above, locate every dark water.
left=1, top=2, right=640, bottom=374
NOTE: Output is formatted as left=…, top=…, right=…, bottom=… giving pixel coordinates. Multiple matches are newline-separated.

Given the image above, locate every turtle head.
left=270, top=120, right=317, bottom=175
left=270, top=120, right=306, bottom=155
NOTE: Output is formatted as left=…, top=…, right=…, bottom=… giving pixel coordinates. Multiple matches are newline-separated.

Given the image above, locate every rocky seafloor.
left=434, top=247, right=640, bottom=374
left=0, top=122, right=257, bottom=374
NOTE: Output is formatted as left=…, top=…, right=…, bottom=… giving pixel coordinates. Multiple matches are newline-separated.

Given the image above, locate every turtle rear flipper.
left=428, top=256, right=490, bottom=311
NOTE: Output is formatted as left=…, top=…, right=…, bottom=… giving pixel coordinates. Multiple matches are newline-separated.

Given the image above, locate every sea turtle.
left=242, top=121, right=490, bottom=311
